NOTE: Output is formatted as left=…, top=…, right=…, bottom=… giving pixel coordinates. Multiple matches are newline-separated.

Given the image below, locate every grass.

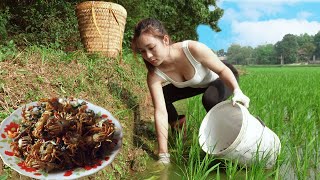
left=167, top=66, right=320, bottom=179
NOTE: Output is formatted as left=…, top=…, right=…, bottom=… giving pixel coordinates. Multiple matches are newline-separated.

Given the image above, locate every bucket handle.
left=255, top=116, right=265, bottom=127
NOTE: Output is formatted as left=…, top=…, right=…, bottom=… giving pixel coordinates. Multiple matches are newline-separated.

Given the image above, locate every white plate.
left=0, top=99, right=123, bottom=179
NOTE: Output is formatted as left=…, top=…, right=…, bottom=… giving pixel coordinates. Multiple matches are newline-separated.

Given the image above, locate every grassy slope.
left=0, top=47, right=155, bottom=179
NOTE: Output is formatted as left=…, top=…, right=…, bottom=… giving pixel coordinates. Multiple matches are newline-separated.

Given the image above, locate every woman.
left=131, top=18, right=250, bottom=164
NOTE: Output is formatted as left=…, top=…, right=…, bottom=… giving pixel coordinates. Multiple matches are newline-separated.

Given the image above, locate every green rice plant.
left=178, top=133, right=219, bottom=180
left=167, top=66, right=320, bottom=179
left=240, top=66, right=320, bottom=179
left=169, top=96, right=220, bottom=179
left=223, top=159, right=241, bottom=179
left=215, top=167, right=221, bottom=180
left=170, top=128, right=187, bottom=166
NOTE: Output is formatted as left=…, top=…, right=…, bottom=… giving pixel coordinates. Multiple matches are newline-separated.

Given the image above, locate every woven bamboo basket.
left=76, top=1, right=127, bottom=58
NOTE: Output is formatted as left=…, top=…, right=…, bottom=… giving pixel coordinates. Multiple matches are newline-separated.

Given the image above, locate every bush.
left=0, top=40, right=17, bottom=62
left=0, top=7, right=11, bottom=42
left=3, top=1, right=81, bottom=50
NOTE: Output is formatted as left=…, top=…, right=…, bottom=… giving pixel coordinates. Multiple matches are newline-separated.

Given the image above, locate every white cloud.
left=220, top=2, right=284, bottom=21
left=223, top=7, right=264, bottom=22
left=223, top=8, right=239, bottom=21
left=238, top=2, right=284, bottom=18
left=297, top=11, right=313, bottom=19
left=231, top=19, right=320, bottom=47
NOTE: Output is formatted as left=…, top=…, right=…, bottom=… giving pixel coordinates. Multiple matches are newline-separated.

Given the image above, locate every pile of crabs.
left=10, top=97, right=116, bottom=172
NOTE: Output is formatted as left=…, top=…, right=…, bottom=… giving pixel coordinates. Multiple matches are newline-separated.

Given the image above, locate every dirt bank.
left=0, top=52, right=156, bottom=179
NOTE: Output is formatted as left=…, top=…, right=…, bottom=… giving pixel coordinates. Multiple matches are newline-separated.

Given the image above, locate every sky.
left=196, top=0, right=320, bottom=51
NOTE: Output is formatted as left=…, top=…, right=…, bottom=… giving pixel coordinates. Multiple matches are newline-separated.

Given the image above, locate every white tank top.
left=154, top=40, right=219, bottom=88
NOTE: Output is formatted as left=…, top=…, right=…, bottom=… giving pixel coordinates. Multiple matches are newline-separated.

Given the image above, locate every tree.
left=217, top=49, right=226, bottom=57
left=2, top=0, right=224, bottom=50
left=313, top=31, right=320, bottom=59
left=253, top=44, right=276, bottom=64
left=227, top=44, right=241, bottom=64
left=298, top=42, right=316, bottom=62
left=146, top=0, right=224, bottom=41
left=296, top=33, right=313, bottom=47
left=227, top=44, right=253, bottom=65
left=241, top=46, right=254, bottom=65
left=112, top=0, right=224, bottom=46
left=274, top=34, right=298, bottom=64
left=296, top=33, right=316, bottom=62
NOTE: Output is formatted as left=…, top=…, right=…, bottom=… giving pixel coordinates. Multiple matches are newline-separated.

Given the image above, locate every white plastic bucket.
left=198, top=100, right=281, bottom=169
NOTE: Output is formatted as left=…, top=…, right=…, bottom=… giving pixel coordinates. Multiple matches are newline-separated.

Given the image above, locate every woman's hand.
left=158, top=152, right=170, bottom=164
left=232, top=88, right=250, bottom=108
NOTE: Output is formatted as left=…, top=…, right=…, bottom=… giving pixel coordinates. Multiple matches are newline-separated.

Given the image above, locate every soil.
left=0, top=53, right=156, bottom=179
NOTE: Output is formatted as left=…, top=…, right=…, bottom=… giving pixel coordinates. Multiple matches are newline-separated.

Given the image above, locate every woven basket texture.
left=76, top=1, right=127, bottom=58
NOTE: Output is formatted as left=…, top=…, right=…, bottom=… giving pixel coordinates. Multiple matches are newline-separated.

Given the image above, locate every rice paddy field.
left=137, top=66, right=320, bottom=180
left=231, top=66, right=320, bottom=180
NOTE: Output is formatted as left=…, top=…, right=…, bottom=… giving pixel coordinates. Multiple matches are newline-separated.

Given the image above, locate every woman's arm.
left=147, top=72, right=169, bottom=154
left=187, top=41, right=238, bottom=90
left=187, top=41, right=250, bottom=108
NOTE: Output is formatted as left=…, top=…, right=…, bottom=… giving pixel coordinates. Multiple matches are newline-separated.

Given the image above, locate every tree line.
left=218, top=32, right=320, bottom=65
left=0, top=0, right=223, bottom=52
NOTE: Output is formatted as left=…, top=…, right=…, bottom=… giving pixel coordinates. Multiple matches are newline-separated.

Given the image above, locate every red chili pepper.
left=1, top=134, right=6, bottom=138
left=64, top=170, right=73, bottom=176
left=5, top=151, right=14, bottom=156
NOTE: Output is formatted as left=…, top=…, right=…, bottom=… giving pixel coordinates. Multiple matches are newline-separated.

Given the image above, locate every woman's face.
left=136, top=33, right=169, bottom=66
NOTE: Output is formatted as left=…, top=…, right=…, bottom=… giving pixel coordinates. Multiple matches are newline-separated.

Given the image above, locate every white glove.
left=158, top=153, right=170, bottom=164
left=232, top=88, right=250, bottom=108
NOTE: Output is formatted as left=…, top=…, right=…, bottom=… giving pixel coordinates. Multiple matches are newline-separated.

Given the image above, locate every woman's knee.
left=202, top=86, right=221, bottom=112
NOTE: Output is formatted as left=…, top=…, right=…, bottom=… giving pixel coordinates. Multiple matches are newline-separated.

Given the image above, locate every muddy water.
left=129, top=159, right=303, bottom=180
left=129, top=164, right=242, bottom=180
left=140, top=166, right=181, bottom=180
left=128, top=159, right=239, bottom=180
left=129, top=160, right=184, bottom=180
